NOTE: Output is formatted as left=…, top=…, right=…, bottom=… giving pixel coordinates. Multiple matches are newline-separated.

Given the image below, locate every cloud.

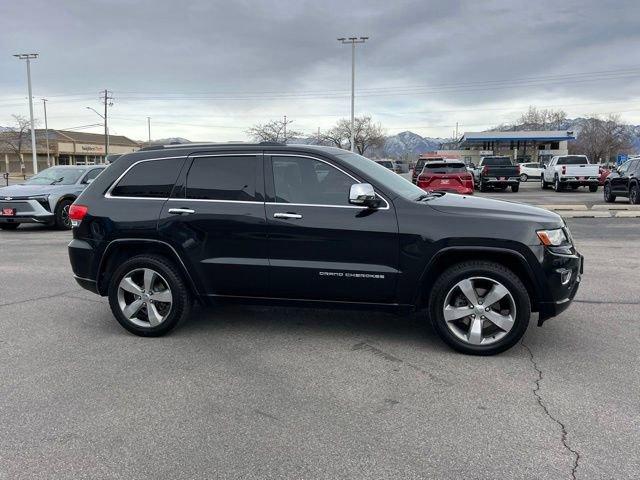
left=1, top=0, right=639, bottom=141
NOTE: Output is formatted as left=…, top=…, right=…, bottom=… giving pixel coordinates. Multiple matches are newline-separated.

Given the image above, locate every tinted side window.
left=272, top=156, right=353, bottom=206
left=186, top=156, right=258, bottom=201
left=111, top=159, right=182, bottom=198
left=618, top=161, right=631, bottom=174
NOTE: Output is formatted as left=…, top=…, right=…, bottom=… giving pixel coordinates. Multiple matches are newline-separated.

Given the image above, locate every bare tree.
left=321, top=116, right=385, bottom=155
left=570, top=114, right=634, bottom=163
left=519, top=106, right=567, bottom=130
left=0, top=115, right=35, bottom=171
left=246, top=119, right=302, bottom=143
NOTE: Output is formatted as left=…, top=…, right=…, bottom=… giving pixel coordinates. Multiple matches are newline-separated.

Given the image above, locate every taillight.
left=482, top=166, right=489, bottom=175
left=516, top=164, right=521, bottom=174
left=562, top=166, right=566, bottom=175
left=68, top=204, right=88, bottom=227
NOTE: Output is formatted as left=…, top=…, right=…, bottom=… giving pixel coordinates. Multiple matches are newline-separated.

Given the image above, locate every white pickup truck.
left=541, top=155, right=600, bottom=192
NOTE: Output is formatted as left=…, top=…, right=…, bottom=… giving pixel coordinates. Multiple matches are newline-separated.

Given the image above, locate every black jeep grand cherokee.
left=68, top=143, right=582, bottom=355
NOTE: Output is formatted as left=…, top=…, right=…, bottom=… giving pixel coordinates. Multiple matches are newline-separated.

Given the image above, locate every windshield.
left=378, top=161, right=393, bottom=168
left=423, top=163, right=467, bottom=174
left=25, top=168, right=85, bottom=185
left=337, top=152, right=426, bottom=200
left=482, top=157, right=512, bottom=166
left=557, top=156, right=589, bottom=165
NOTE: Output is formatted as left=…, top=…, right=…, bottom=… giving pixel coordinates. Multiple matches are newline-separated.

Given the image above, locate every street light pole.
left=337, top=37, right=368, bottom=152
left=86, top=105, right=110, bottom=163
left=13, top=53, right=39, bottom=173
left=147, top=116, right=151, bottom=145
left=42, top=98, right=50, bottom=167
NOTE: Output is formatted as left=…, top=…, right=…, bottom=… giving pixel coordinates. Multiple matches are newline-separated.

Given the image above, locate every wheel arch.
left=96, top=239, right=200, bottom=297
left=415, top=246, right=542, bottom=313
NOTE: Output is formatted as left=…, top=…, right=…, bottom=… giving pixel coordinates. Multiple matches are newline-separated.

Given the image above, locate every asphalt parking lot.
left=1, top=212, right=639, bottom=479
left=479, top=180, right=611, bottom=206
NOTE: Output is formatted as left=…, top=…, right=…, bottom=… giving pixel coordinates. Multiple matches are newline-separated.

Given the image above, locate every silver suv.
left=0, top=165, right=105, bottom=230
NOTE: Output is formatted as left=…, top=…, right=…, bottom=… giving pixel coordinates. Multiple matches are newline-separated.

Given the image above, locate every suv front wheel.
left=108, top=254, right=191, bottom=336
left=428, top=261, right=531, bottom=355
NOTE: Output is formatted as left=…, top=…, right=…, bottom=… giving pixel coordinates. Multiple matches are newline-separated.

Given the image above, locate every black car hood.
left=425, top=193, right=563, bottom=227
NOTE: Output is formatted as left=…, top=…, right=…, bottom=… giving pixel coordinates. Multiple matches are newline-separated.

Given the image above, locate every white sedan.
left=518, top=162, right=545, bottom=182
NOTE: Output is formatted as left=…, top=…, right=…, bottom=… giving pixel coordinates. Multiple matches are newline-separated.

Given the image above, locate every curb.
left=534, top=204, right=640, bottom=218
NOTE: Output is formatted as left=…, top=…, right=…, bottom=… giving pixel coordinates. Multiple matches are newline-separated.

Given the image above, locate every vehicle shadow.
left=175, top=303, right=446, bottom=351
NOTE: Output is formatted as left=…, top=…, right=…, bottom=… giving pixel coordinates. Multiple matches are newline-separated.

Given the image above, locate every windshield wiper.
left=50, top=177, right=64, bottom=185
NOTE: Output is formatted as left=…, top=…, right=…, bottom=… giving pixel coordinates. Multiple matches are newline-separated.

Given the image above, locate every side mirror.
left=85, top=178, right=95, bottom=185
left=349, top=183, right=379, bottom=208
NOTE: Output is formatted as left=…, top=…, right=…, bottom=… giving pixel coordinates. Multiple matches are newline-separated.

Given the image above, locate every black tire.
left=108, top=254, right=192, bottom=337
left=541, top=177, right=549, bottom=189
left=571, top=185, right=579, bottom=190
left=588, top=184, right=598, bottom=192
left=479, top=180, right=488, bottom=192
left=604, top=183, right=616, bottom=203
left=519, top=173, right=528, bottom=182
left=54, top=199, right=73, bottom=230
left=554, top=176, right=563, bottom=192
left=511, top=184, right=520, bottom=192
left=630, top=184, right=640, bottom=205
left=428, top=261, right=531, bottom=355
left=0, top=223, right=19, bottom=230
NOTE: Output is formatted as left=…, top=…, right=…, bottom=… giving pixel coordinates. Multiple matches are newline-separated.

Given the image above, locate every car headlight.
left=27, top=194, right=51, bottom=211
left=536, top=228, right=569, bottom=246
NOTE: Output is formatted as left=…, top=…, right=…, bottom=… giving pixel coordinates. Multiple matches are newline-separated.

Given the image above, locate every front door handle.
left=168, top=207, right=195, bottom=215
left=273, top=212, right=303, bottom=219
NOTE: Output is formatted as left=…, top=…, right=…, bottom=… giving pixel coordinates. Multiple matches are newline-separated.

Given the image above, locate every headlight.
left=27, top=195, right=50, bottom=201
left=27, top=195, right=51, bottom=211
left=537, top=228, right=569, bottom=246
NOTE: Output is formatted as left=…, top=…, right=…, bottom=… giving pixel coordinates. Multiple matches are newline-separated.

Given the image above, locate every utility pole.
left=147, top=117, right=151, bottom=145
left=100, top=89, right=113, bottom=157
left=42, top=98, right=50, bottom=167
left=13, top=53, right=39, bottom=174
left=337, top=36, right=368, bottom=152
left=283, top=115, right=287, bottom=143
left=455, top=122, right=459, bottom=140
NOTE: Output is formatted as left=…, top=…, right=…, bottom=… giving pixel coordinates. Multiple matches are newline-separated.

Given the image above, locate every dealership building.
left=426, top=130, right=576, bottom=166
left=0, top=129, right=139, bottom=175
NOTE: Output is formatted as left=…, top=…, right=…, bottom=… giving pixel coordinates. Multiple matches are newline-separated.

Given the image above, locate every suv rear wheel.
left=428, top=261, right=531, bottom=355
left=108, top=255, right=191, bottom=336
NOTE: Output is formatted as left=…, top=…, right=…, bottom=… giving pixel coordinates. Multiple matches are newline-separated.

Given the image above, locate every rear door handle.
left=273, top=212, right=303, bottom=219
left=168, top=208, right=195, bottom=215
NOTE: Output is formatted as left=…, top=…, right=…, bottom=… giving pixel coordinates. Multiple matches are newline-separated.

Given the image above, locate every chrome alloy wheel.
left=62, top=204, right=71, bottom=228
left=442, top=277, right=516, bottom=346
left=117, top=268, right=173, bottom=327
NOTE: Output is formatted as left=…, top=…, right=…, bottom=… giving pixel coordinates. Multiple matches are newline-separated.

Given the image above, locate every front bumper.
left=537, top=249, right=583, bottom=324
left=0, top=199, right=54, bottom=224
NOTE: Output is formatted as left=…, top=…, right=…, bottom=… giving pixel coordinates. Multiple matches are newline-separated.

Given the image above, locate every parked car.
left=375, top=159, right=396, bottom=171
left=67, top=143, right=582, bottom=355
left=0, top=165, right=106, bottom=230
left=603, top=158, right=640, bottom=204
left=541, top=155, right=599, bottom=192
left=518, top=162, right=544, bottom=182
left=417, top=159, right=474, bottom=195
left=471, top=156, right=520, bottom=192
left=393, top=160, right=408, bottom=174
left=412, top=157, right=444, bottom=184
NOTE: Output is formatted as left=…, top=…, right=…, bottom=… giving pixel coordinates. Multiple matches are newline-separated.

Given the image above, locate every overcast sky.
left=1, top=0, right=640, bottom=142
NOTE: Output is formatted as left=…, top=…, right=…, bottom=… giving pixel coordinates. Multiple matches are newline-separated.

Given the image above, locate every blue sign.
left=617, top=154, right=628, bottom=165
